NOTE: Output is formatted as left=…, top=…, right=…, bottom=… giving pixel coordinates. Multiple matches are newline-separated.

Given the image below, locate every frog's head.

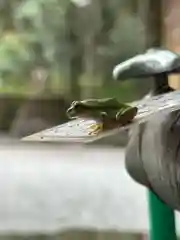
left=66, top=101, right=85, bottom=119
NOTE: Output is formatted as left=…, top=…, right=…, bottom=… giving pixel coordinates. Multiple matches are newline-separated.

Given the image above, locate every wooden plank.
left=23, top=90, right=180, bottom=143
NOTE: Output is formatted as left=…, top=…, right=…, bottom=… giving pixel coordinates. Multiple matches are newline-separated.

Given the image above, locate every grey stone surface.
left=0, top=143, right=149, bottom=235
left=0, top=142, right=179, bottom=236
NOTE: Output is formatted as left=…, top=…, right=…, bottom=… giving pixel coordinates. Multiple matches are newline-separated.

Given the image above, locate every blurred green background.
left=0, top=0, right=148, bottom=99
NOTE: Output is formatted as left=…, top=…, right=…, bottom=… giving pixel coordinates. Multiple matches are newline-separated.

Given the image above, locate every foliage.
left=0, top=0, right=148, bottom=100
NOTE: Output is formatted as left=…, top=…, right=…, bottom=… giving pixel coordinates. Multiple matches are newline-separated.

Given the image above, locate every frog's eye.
left=101, top=112, right=108, bottom=117
left=73, top=104, right=83, bottom=111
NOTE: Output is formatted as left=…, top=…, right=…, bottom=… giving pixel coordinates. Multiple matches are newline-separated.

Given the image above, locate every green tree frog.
left=66, top=98, right=137, bottom=126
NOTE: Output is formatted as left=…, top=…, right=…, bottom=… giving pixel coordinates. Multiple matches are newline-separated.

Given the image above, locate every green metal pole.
left=148, top=190, right=177, bottom=240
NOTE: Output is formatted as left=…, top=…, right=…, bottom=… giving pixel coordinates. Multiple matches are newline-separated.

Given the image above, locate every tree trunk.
left=164, top=0, right=180, bottom=89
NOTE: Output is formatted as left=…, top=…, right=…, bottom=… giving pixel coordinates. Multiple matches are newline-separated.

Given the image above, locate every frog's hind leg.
left=116, top=107, right=138, bottom=125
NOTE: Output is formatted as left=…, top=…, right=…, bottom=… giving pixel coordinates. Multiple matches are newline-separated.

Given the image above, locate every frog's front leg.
left=66, top=101, right=82, bottom=119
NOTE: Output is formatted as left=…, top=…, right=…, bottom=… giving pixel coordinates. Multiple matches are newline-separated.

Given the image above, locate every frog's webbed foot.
left=66, top=101, right=82, bottom=119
